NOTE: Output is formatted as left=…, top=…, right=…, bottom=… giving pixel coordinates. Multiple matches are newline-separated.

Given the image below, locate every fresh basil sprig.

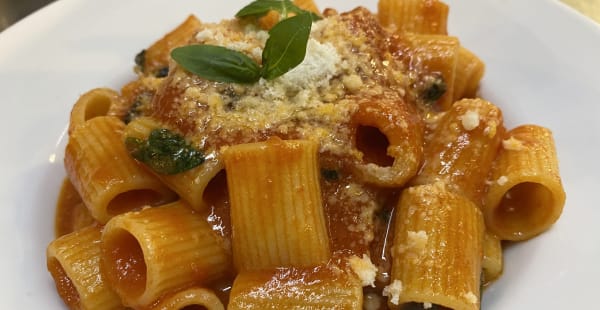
left=171, top=45, right=261, bottom=83
left=236, top=0, right=321, bottom=21
left=171, top=12, right=314, bottom=83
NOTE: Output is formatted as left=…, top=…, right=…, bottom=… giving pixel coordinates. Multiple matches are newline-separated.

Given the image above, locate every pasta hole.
left=107, top=189, right=164, bottom=216
left=103, top=229, right=147, bottom=297
left=47, top=258, right=81, bottom=309
left=203, top=170, right=231, bottom=239
left=355, top=125, right=394, bottom=167
left=494, top=182, right=554, bottom=235
left=202, top=170, right=229, bottom=209
left=181, top=306, right=208, bottom=310
left=84, top=95, right=112, bottom=121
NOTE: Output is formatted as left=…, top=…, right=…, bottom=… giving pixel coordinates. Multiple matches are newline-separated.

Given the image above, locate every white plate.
left=1, top=0, right=599, bottom=308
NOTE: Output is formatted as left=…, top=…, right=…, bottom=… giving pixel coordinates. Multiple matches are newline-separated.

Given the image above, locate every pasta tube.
left=68, top=88, right=123, bottom=135
left=453, top=46, right=485, bottom=100
left=351, top=96, right=424, bottom=187
left=54, top=179, right=96, bottom=237
left=124, top=116, right=225, bottom=211
left=142, top=15, right=202, bottom=76
left=223, top=138, right=330, bottom=271
left=388, top=182, right=484, bottom=310
left=47, top=225, right=124, bottom=310
left=228, top=265, right=362, bottom=309
left=147, top=287, right=225, bottom=310
left=378, top=0, right=449, bottom=35
left=482, top=231, right=503, bottom=284
left=411, top=98, right=504, bottom=204
left=404, top=34, right=460, bottom=110
left=101, top=201, right=230, bottom=308
left=64, top=116, right=176, bottom=223
left=483, top=125, right=566, bottom=240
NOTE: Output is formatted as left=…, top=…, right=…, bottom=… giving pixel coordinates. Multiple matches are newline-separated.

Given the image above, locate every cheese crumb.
left=463, top=292, right=478, bottom=304
left=408, top=230, right=428, bottom=250
left=348, top=254, right=378, bottom=287
left=273, top=38, right=341, bottom=94
left=397, top=230, right=429, bottom=254
left=460, top=110, right=480, bottom=131
left=423, top=302, right=433, bottom=309
left=342, top=74, right=363, bottom=92
left=496, top=175, right=508, bottom=186
left=383, top=280, right=403, bottom=305
left=502, top=136, right=526, bottom=151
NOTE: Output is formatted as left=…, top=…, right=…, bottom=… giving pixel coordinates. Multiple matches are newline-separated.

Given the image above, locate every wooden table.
left=562, top=0, right=600, bottom=23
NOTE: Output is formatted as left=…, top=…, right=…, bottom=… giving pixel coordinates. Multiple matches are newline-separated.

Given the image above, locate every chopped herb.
left=321, top=169, right=339, bottom=181
left=123, top=92, right=152, bottom=124
left=155, top=67, right=169, bottom=78
left=171, top=2, right=315, bottom=84
left=125, top=128, right=205, bottom=175
left=421, top=73, right=446, bottom=103
left=135, top=49, right=146, bottom=70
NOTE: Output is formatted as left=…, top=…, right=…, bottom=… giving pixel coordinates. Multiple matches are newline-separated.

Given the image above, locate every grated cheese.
left=383, top=280, right=403, bottom=305
left=348, top=254, right=378, bottom=287
left=463, top=291, right=478, bottom=304
left=460, top=110, right=480, bottom=131
left=502, top=136, right=526, bottom=151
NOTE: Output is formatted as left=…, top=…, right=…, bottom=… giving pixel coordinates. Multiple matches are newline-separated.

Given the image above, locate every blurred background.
left=0, top=0, right=55, bottom=31
left=0, top=0, right=598, bottom=32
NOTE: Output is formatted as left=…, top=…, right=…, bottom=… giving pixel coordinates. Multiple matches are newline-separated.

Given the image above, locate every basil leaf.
left=125, top=129, right=205, bottom=175
left=262, top=12, right=313, bottom=80
left=236, top=0, right=288, bottom=18
left=287, top=4, right=322, bottom=21
left=171, top=45, right=261, bottom=84
left=236, top=0, right=320, bottom=20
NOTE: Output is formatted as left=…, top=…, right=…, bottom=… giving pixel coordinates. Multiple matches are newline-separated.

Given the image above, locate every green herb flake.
left=421, top=73, right=447, bottom=103
left=321, top=169, right=339, bottom=181
left=171, top=45, right=261, bottom=84
left=261, top=12, right=313, bottom=80
left=125, top=128, right=205, bottom=175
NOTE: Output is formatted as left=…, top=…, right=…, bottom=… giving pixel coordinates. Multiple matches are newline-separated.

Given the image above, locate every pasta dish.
left=46, top=0, right=566, bottom=309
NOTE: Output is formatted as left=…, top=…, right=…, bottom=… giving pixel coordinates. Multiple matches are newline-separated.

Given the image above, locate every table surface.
left=562, top=0, right=600, bottom=23
left=0, top=0, right=599, bottom=32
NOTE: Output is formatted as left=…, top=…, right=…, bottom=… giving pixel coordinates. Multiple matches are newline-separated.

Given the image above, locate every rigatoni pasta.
left=147, top=287, right=225, bottom=310
left=223, top=138, right=330, bottom=271
left=47, top=0, right=565, bottom=309
left=411, top=98, right=505, bottom=204
left=483, top=125, right=566, bottom=240
left=378, top=0, right=449, bottom=34
left=64, top=116, right=177, bottom=223
left=101, top=201, right=230, bottom=308
left=47, top=226, right=124, bottom=310
left=228, top=264, right=363, bottom=309
left=388, top=182, right=484, bottom=310
left=68, top=88, right=123, bottom=135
